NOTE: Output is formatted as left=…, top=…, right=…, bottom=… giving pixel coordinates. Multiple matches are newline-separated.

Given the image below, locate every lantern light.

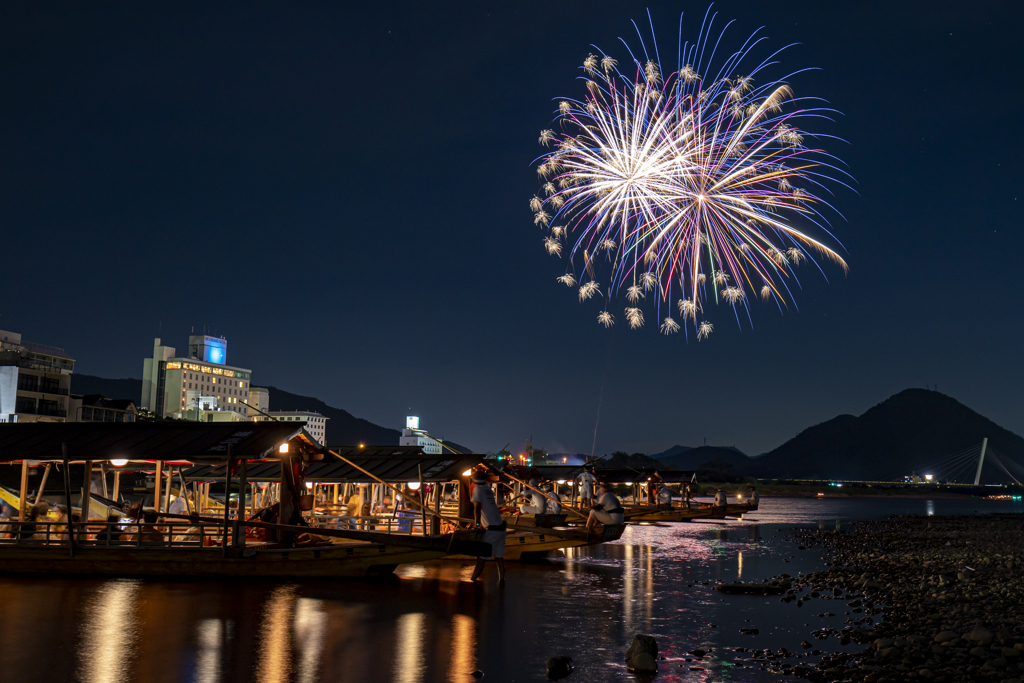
left=110, top=459, right=128, bottom=467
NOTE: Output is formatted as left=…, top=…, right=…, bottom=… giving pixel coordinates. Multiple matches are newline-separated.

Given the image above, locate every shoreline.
left=779, top=513, right=1024, bottom=682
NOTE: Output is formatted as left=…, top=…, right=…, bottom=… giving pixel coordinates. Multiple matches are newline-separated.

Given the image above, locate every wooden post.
left=17, top=461, right=29, bottom=521
left=431, top=482, right=441, bottom=535
left=418, top=465, right=427, bottom=536
left=113, top=471, right=121, bottom=502
left=154, top=461, right=163, bottom=512
left=34, top=463, right=52, bottom=505
left=222, top=446, right=233, bottom=557
left=82, top=460, right=93, bottom=521
left=333, top=483, right=339, bottom=506
left=177, top=469, right=193, bottom=515
left=234, top=457, right=248, bottom=547
left=250, top=482, right=256, bottom=516
left=62, top=444, right=74, bottom=556
left=163, top=468, right=173, bottom=513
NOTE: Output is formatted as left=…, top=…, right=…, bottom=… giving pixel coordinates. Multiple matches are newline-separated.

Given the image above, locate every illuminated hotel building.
left=141, top=335, right=252, bottom=418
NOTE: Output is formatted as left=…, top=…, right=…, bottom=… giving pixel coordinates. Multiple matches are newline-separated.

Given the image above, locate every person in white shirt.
left=518, top=478, right=545, bottom=515
left=586, top=481, right=624, bottom=528
left=749, top=486, right=759, bottom=507
left=713, top=488, right=727, bottom=509
left=168, top=488, right=193, bottom=515
left=656, top=484, right=674, bottom=508
left=543, top=483, right=562, bottom=515
left=469, top=470, right=507, bottom=583
left=578, top=467, right=597, bottom=507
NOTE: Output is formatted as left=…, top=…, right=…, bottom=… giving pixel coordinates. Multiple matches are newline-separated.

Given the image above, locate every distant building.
left=255, top=410, right=329, bottom=446
left=247, top=387, right=269, bottom=418
left=68, top=395, right=137, bottom=423
left=140, top=335, right=252, bottom=419
left=0, top=328, right=75, bottom=423
left=400, top=416, right=442, bottom=454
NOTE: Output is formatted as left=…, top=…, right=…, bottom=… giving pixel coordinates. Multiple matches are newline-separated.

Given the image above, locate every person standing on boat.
left=469, top=470, right=507, bottom=584
left=578, top=467, right=597, bottom=507
left=586, top=481, right=624, bottom=528
left=713, top=488, right=727, bottom=509
left=749, top=486, right=759, bottom=507
left=657, top=483, right=674, bottom=509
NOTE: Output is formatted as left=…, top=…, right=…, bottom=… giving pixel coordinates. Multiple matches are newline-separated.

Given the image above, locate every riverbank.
left=787, top=513, right=1024, bottom=682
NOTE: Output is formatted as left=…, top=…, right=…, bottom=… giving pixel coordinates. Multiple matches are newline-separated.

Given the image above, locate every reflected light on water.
left=394, top=612, right=426, bottom=683
left=256, top=586, right=296, bottom=683
left=294, top=598, right=327, bottom=683
left=738, top=550, right=743, bottom=579
left=194, top=619, right=223, bottom=683
left=448, top=614, right=476, bottom=683
left=927, top=500, right=936, bottom=516
left=77, top=579, right=141, bottom=683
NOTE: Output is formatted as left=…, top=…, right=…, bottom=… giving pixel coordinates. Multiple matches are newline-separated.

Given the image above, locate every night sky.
left=1, top=2, right=1021, bottom=456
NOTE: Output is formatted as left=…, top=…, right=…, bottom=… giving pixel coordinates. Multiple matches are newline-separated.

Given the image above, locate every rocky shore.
left=781, top=513, right=1024, bottom=682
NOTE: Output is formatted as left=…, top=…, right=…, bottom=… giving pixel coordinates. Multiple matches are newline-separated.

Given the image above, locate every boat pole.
left=176, top=469, right=192, bottom=515
left=222, top=445, right=233, bottom=557
left=154, top=461, right=163, bottom=513
left=113, top=470, right=121, bottom=503
left=34, top=463, right=52, bottom=505
left=61, top=443, right=74, bottom=556
left=17, top=461, right=28, bottom=521
left=82, top=460, right=93, bottom=522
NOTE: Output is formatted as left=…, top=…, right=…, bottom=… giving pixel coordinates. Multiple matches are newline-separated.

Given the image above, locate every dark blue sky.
left=1, top=1, right=1021, bottom=455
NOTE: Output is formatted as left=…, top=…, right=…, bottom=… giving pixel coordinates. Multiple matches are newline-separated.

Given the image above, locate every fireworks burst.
left=531, top=9, right=850, bottom=340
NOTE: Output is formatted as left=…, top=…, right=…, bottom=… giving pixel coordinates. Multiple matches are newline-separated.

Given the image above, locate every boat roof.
left=182, top=451, right=484, bottom=483
left=0, top=422, right=317, bottom=463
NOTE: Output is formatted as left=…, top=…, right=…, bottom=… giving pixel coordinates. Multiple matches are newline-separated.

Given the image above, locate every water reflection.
left=294, top=598, right=326, bottom=683
left=77, top=579, right=140, bottom=683
left=194, top=619, right=224, bottom=683
left=256, top=586, right=296, bottom=683
left=394, top=612, right=426, bottom=683
left=927, top=499, right=936, bottom=516
left=448, top=614, right=476, bottom=683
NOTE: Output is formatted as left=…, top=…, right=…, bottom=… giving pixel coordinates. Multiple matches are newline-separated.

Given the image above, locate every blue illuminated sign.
left=204, top=339, right=226, bottom=365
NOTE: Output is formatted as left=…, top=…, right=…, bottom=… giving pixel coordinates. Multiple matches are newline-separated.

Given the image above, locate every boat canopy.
left=0, top=422, right=318, bottom=464
left=182, top=449, right=484, bottom=484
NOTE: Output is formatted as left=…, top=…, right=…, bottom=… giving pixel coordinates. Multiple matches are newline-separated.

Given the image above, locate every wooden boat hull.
left=500, top=513, right=569, bottom=528
left=725, top=503, right=758, bottom=516
left=0, top=542, right=454, bottom=578
left=449, top=523, right=625, bottom=561
left=623, top=505, right=723, bottom=523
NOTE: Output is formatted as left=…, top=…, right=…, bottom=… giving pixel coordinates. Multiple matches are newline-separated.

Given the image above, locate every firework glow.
left=531, top=9, right=850, bottom=340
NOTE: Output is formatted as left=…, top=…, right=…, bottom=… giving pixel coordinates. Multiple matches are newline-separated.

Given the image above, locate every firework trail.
left=530, top=8, right=851, bottom=341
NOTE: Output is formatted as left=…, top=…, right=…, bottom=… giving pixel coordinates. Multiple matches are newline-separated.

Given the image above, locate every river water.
left=0, top=496, right=1019, bottom=683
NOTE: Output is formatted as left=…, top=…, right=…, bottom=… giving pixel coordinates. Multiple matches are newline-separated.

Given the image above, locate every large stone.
left=624, top=634, right=658, bottom=661
left=546, top=656, right=573, bottom=680
left=965, top=625, right=993, bottom=642
left=934, top=631, right=959, bottom=643
left=626, top=653, right=658, bottom=673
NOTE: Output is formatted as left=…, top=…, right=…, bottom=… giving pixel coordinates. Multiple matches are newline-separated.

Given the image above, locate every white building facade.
left=400, top=416, right=442, bottom=454
left=141, top=335, right=251, bottom=418
left=254, top=411, right=329, bottom=446
left=0, top=328, right=75, bottom=423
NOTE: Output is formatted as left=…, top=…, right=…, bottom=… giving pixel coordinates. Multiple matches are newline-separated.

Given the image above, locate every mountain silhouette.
left=749, top=389, right=1024, bottom=482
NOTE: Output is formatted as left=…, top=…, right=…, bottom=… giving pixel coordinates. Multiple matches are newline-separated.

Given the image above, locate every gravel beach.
left=777, top=513, right=1024, bottom=683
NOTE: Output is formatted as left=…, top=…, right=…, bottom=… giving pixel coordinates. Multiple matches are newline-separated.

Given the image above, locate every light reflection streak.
left=394, top=612, right=426, bottom=683
left=294, top=598, right=327, bottom=683
left=77, top=579, right=141, bottom=683
left=448, top=614, right=476, bottom=683
left=194, top=619, right=223, bottom=683
left=738, top=551, right=743, bottom=579
left=926, top=500, right=935, bottom=516
left=623, top=544, right=634, bottom=625
left=256, top=586, right=296, bottom=683
left=645, top=546, right=653, bottom=631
